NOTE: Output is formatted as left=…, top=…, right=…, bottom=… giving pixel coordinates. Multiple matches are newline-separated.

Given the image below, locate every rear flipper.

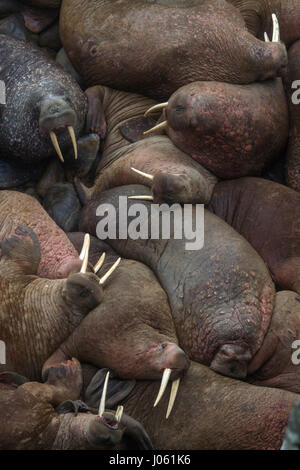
left=0, top=225, right=40, bottom=275
left=85, top=86, right=107, bottom=139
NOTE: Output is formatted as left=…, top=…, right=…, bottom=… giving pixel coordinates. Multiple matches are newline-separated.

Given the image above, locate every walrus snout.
left=210, top=344, right=252, bottom=379
left=39, top=96, right=77, bottom=134
left=39, top=96, right=78, bottom=162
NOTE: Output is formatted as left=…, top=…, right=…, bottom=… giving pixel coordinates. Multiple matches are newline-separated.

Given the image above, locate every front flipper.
left=65, top=133, right=100, bottom=181
left=0, top=225, right=40, bottom=275
left=84, top=368, right=135, bottom=409
left=85, top=86, right=107, bottom=139
left=121, top=414, right=153, bottom=450
left=119, top=116, right=157, bottom=143
left=42, top=357, right=83, bottom=406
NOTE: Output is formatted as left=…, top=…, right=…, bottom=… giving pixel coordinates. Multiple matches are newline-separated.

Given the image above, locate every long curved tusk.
left=154, top=368, right=171, bottom=408
left=143, top=120, right=168, bottom=136
left=128, top=195, right=154, bottom=201
left=50, top=131, right=64, bottom=163
left=144, top=102, right=168, bottom=117
left=80, top=234, right=90, bottom=273
left=79, top=233, right=90, bottom=260
left=264, top=32, right=270, bottom=42
left=272, top=13, right=280, bottom=42
left=68, top=126, right=78, bottom=160
left=115, top=405, right=124, bottom=423
left=98, top=371, right=110, bottom=417
left=99, top=257, right=121, bottom=285
left=131, top=167, right=154, bottom=181
left=94, top=252, right=106, bottom=274
left=166, top=378, right=180, bottom=419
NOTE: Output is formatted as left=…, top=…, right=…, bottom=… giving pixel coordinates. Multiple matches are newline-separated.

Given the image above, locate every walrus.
left=59, top=0, right=288, bottom=100
left=0, top=34, right=105, bottom=168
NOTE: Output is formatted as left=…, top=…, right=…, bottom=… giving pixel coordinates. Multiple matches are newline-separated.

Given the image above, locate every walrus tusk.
left=99, top=258, right=121, bottom=285
left=80, top=233, right=90, bottom=273
left=50, top=131, right=64, bottom=163
left=94, top=252, right=106, bottom=274
left=166, top=378, right=180, bottom=419
left=128, top=195, right=154, bottom=201
left=144, top=102, right=168, bottom=117
left=143, top=120, right=168, bottom=136
left=68, top=126, right=78, bottom=160
left=131, top=167, right=154, bottom=181
left=79, top=233, right=90, bottom=260
left=115, top=405, right=124, bottom=423
left=264, top=32, right=270, bottom=42
left=98, top=371, right=110, bottom=417
left=154, top=368, right=171, bottom=407
left=272, top=13, right=280, bottom=42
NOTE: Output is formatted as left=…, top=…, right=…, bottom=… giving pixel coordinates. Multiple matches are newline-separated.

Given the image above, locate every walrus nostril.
left=210, top=344, right=252, bottom=379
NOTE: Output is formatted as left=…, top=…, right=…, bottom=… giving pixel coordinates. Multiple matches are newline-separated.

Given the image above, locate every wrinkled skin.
left=60, top=0, right=287, bottom=100
left=228, top=0, right=300, bottom=47
left=86, top=361, right=300, bottom=450
left=0, top=191, right=82, bottom=278
left=0, top=380, right=151, bottom=450
left=247, top=291, right=300, bottom=394
left=79, top=185, right=275, bottom=380
left=0, top=227, right=103, bottom=381
left=0, top=34, right=87, bottom=164
left=84, top=86, right=217, bottom=205
left=163, top=80, right=288, bottom=179
left=285, top=40, right=300, bottom=192
left=208, top=177, right=300, bottom=293
left=43, top=256, right=190, bottom=382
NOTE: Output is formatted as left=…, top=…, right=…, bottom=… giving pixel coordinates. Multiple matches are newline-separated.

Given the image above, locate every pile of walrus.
left=1, top=0, right=300, bottom=451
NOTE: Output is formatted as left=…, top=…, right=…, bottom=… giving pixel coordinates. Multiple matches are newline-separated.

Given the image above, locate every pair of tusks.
left=49, top=126, right=77, bottom=163
left=264, top=13, right=280, bottom=42
left=144, top=15, right=280, bottom=138
left=98, top=371, right=124, bottom=423
left=79, top=233, right=121, bottom=284
left=129, top=167, right=155, bottom=201
left=143, top=102, right=169, bottom=136
left=154, top=368, right=180, bottom=419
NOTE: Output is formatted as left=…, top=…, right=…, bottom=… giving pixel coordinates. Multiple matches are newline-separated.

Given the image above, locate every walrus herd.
left=1, top=0, right=300, bottom=451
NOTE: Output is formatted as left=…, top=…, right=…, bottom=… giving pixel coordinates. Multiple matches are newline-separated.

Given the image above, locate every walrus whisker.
left=272, top=13, right=280, bottom=42
left=144, top=102, right=168, bottom=117
left=143, top=121, right=168, bottom=136
left=94, top=252, right=106, bottom=274
left=131, top=167, right=154, bottom=181
left=154, top=368, right=171, bottom=408
left=98, top=371, right=110, bottom=417
left=99, top=258, right=121, bottom=285
left=128, top=195, right=154, bottom=201
left=166, top=378, right=180, bottom=419
left=68, top=126, right=78, bottom=160
left=80, top=233, right=90, bottom=273
left=50, top=131, right=64, bottom=163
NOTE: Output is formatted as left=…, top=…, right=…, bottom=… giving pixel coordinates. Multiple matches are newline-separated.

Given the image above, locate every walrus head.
left=39, top=95, right=78, bottom=163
